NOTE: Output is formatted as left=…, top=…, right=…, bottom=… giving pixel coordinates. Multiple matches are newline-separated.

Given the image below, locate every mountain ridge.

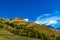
left=0, top=18, right=60, bottom=40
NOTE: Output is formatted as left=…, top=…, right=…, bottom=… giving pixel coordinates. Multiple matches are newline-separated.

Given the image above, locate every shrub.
left=42, top=34, right=52, bottom=40
left=0, top=23, right=3, bottom=28
left=56, top=36, right=60, bottom=40
left=9, top=23, right=14, bottom=27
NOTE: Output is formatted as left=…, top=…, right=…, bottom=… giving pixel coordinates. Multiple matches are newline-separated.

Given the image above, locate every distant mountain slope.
left=0, top=18, right=60, bottom=40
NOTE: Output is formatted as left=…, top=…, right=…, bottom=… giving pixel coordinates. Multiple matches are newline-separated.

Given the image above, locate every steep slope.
left=0, top=18, right=41, bottom=40
left=0, top=18, right=60, bottom=40
left=9, top=18, right=59, bottom=36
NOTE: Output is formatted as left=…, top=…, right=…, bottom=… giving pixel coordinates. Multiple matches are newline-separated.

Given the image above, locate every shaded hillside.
left=0, top=18, right=60, bottom=40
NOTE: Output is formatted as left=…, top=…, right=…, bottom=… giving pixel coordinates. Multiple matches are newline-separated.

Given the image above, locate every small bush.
left=56, top=36, right=60, bottom=40
left=0, top=23, right=3, bottom=28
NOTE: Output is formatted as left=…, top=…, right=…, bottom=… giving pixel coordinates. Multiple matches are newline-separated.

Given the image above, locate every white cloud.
left=24, top=19, right=29, bottom=21
left=34, top=12, right=60, bottom=28
left=35, top=17, right=59, bottom=25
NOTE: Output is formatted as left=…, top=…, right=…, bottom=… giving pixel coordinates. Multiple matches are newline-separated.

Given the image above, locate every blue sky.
left=0, top=0, right=60, bottom=28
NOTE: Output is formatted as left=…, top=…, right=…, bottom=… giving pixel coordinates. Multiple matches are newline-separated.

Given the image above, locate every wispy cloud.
left=34, top=11, right=60, bottom=28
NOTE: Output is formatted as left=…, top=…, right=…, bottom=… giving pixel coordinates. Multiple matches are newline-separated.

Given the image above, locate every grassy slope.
left=0, top=18, right=60, bottom=40
left=0, top=29, right=40, bottom=40
left=0, top=36, right=8, bottom=40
